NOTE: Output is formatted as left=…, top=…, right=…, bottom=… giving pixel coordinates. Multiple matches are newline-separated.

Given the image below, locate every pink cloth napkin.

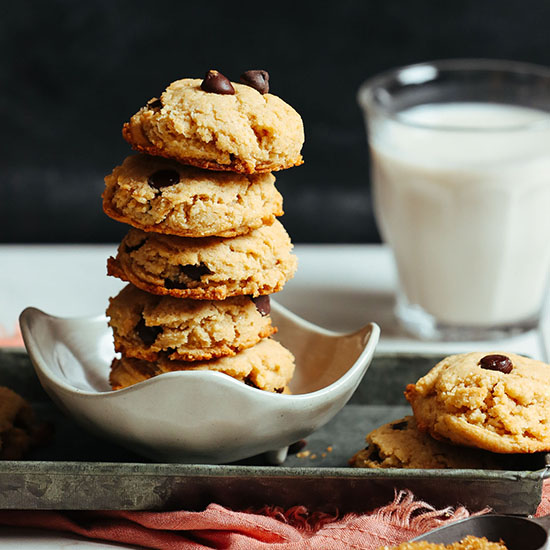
left=0, top=323, right=23, bottom=348
left=0, top=489, right=489, bottom=549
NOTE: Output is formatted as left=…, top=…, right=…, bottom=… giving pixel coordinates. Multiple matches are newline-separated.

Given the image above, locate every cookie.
left=107, top=284, right=276, bottom=361
left=379, top=536, right=508, bottom=549
left=107, top=220, right=297, bottom=300
left=122, top=76, right=304, bottom=173
left=349, top=416, right=503, bottom=469
left=109, top=338, right=295, bottom=393
left=103, top=154, right=283, bottom=238
left=0, top=387, right=52, bottom=460
left=405, top=352, right=550, bottom=453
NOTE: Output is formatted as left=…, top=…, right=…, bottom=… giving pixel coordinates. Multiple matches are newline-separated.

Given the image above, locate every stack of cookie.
left=350, top=351, right=550, bottom=468
left=102, top=69, right=304, bottom=393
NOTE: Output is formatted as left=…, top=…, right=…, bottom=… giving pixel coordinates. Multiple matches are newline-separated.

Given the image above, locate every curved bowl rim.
left=19, top=301, right=380, bottom=403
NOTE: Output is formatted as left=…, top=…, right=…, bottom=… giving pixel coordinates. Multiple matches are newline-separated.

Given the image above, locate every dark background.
left=2, top=0, right=550, bottom=244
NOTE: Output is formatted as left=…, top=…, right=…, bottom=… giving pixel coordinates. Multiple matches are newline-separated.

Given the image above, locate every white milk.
left=370, top=102, right=550, bottom=326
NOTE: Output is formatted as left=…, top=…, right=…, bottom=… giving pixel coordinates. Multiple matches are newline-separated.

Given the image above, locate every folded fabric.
left=0, top=490, right=482, bottom=550
left=536, top=478, right=550, bottom=516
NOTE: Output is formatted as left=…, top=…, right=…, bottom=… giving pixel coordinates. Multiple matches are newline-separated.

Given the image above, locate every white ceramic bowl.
left=19, top=301, right=379, bottom=464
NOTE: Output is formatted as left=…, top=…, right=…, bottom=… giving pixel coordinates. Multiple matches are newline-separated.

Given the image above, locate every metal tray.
left=0, top=349, right=548, bottom=513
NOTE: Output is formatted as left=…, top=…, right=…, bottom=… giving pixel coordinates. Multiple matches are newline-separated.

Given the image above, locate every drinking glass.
left=358, top=59, right=550, bottom=340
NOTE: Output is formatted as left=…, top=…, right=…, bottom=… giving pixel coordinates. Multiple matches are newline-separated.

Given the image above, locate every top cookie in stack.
left=103, top=69, right=304, bottom=393
left=121, top=69, right=304, bottom=174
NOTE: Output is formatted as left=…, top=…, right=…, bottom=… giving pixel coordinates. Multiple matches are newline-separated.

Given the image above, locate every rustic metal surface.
left=0, top=349, right=547, bottom=513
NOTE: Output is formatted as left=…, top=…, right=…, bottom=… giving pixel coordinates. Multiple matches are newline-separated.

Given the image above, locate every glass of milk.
left=358, top=59, right=550, bottom=340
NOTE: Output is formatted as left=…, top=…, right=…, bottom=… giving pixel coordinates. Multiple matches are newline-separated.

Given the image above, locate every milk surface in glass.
left=371, top=102, right=550, bottom=326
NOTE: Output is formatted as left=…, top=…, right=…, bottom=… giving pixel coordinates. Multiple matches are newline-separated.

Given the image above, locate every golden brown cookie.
left=122, top=76, right=304, bottom=173
left=405, top=352, right=550, bottom=453
left=0, top=387, right=52, bottom=460
left=349, top=416, right=503, bottom=469
left=379, top=536, right=508, bottom=549
left=110, top=338, right=295, bottom=393
left=103, top=154, right=283, bottom=238
left=107, top=284, right=275, bottom=361
left=107, top=220, right=297, bottom=300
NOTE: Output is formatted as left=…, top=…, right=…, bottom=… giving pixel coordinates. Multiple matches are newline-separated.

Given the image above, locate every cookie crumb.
left=288, top=439, right=307, bottom=454
left=296, top=450, right=310, bottom=458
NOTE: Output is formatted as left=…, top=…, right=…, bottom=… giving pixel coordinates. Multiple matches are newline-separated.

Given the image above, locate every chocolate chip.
left=240, top=70, right=270, bottom=94
left=274, top=387, right=284, bottom=394
left=391, top=420, right=408, bottom=431
left=124, top=239, right=146, bottom=253
left=147, top=169, right=180, bottom=190
left=201, top=70, right=235, bottom=95
left=164, top=278, right=187, bottom=290
left=244, top=375, right=260, bottom=389
left=147, top=97, right=162, bottom=110
left=288, top=440, right=307, bottom=454
left=252, top=295, right=270, bottom=316
left=135, top=318, right=162, bottom=347
left=180, top=263, right=212, bottom=281
left=164, top=263, right=212, bottom=289
left=478, top=354, right=513, bottom=374
left=367, top=443, right=382, bottom=463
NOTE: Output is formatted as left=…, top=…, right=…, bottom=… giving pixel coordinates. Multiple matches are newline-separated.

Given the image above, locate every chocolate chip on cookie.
left=201, top=70, right=235, bottom=95
left=478, top=354, right=513, bottom=374
left=164, top=278, right=187, bottom=290
left=146, top=98, right=163, bottom=110
left=240, top=70, right=270, bottom=94
left=124, top=239, right=146, bottom=254
left=135, top=318, right=162, bottom=347
left=244, top=375, right=260, bottom=389
left=367, top=443, right=382, bottom=463
left=180, top=263, right=212, bottom=281
left=391, top=420, right=408, bottom=431
left=252, top=295, right=270, bottom=316
left=147, top=169, right=180, bottom=190
left=163, top=264, right=212, bottom=289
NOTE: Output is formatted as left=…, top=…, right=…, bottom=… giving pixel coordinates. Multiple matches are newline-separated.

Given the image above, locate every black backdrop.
left=2, top=0, right=550, bottom=243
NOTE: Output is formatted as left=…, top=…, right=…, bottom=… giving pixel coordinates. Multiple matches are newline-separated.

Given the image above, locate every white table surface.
left=0, top=243, right=548, bottom=547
